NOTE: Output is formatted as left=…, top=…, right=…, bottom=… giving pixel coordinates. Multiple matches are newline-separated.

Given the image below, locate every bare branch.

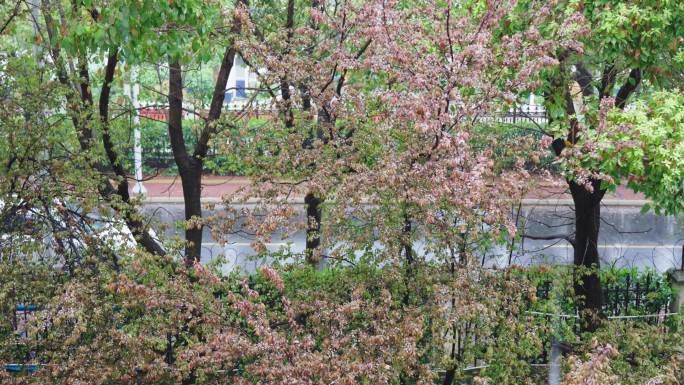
left=523, top=233, right=576, bottom=247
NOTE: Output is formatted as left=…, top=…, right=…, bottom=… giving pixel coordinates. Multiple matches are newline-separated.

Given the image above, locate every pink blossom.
left=259, top=266, right=284, bottom=291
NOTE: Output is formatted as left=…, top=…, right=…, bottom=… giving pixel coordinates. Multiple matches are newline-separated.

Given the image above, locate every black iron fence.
left=454, top=269, right=675, bottom=370
left=125, top=104, right=549, bottom=176
left=480, top=104, right=548, bottom=125
left=535, top=270, right=673, bottom=323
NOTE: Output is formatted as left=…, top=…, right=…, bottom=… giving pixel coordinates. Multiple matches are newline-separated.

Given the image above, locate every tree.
left=536, top=0, right=684, bottom=331
left=6, top=0, right=262, bottom=265
left=0, top=0, right=193, bottom=258
left=0, top=1, right=176, bottom=275
left=164, top=0, right=249, bottom=264
left=225, top=0, right=574, bottom=272
left=4, top=1, right=684, bottom=384
left=218, top=3, right=582, bottom=382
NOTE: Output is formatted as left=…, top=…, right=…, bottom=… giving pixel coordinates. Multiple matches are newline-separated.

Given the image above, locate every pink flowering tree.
left=220, top=0, right=578, bottom=268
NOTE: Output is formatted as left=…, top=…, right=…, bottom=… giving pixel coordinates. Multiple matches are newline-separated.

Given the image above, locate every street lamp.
left=125, top=71, right=146, bottom=196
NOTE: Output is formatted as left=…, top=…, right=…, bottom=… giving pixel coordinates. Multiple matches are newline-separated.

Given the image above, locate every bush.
left=121, top=118, right=260, bottom=176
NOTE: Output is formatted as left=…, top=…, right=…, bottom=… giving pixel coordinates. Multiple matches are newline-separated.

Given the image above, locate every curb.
left=141, top=197, right=651, bottom=208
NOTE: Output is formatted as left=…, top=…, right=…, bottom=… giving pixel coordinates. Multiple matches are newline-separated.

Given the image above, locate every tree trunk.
left=569, top=179, right=605, bottom=331
left=302, top=108, right=330, bottom=266
left=402, top=212, right=414, bottom=265
left=168, top=60, right=204, bottom=264
left=442, top=369, right=456, bottom=385
left=304, top=192, right=322, bottom=265
left=180, top=164, right=203, bottom=263
left=545, top=61, right=641, bottom=333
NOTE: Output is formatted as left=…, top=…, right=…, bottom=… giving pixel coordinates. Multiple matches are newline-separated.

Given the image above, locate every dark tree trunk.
left=402, top=213, right=414, bottom=265
left=302, top=106, right=332, bottom=266
left=304, top=192, right=322, bottom=265
left=569, top=179, right=605, bottom=331
left=442, top=369, right=456, bottom=385
left=168, top=60, right=204, bottom=264
left=167, top=48, right=238, bottom=263
left=545, top=62, right=641, bottom=333
left=180, top=164, right=203, bottom=263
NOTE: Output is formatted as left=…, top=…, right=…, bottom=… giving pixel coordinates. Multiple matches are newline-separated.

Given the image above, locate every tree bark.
left=167, top=40, right=239, bottom=264
left=402, top=213, right=414, bottom=265
left=304, top=192, right=322, bottom=265
left=166, top=36, right=242, bottom=378
left=284, top=0, right=326, bottom=267
left=180, top=164, right=204, bottom=263
left=615, top=68, right=641, bottom=110
left=442, top=369, right=456, bottom=385
left=569, top=179, right=605, bottom=331
left=565, top=67, right=641, bottom=332
left=168, top=60, right=205, bottom=264
left=302, top=106, right=332, bottom=266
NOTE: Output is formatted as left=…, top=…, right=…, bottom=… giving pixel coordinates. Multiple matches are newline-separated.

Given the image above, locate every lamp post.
left=125, top=70, right=146, bottom=196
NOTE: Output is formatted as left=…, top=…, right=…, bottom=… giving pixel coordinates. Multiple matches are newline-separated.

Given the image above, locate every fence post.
left=667, top=268, right=684, bottom=313
left=548, top=337, right=562, bottom=385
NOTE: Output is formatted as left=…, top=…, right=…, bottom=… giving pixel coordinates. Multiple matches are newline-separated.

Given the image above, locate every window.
left=236, top=80, right=247, bottom=98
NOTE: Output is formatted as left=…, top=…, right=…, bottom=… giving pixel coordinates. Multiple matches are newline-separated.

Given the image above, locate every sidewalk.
left=134, top=176, right=251, bottom=202
left=133, top=176, right=649, bottom=206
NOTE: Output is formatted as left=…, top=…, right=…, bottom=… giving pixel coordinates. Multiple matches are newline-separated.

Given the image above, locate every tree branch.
left=94, top=51, right=166, bottom=256
left=335, top=38, right=372, bottom=96
left=0, top=1, right=22, bottom=36
left=523, top=233, right=576, bottom=248
left=99, top=50, right=128, bottom=182
left=573, top=62, right=594, bottom=97
left=193, top=0, right=246, bottom=159
left=614, top=68, right=641, bottom=110
left=598, top=64, right=616, bottom=100
left=194, top=46, right=236, bottom=159
left=167, top=59, right=192, bottom=170
left=279, top=0, right=296, bottom=128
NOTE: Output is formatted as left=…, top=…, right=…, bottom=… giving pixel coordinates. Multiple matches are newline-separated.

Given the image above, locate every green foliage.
left=569, top=91, right=684, bottom=215
left=533, top=0, right=684, bottom=161
left=575, top=321, right=684, bottom=385
left=52, top=0, right=226, bottom=63
left=116, top=117, right=266, bottom=176
left=601, top=266, right=674, bottom=316
left=585, top=0, right=684, bottom=73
